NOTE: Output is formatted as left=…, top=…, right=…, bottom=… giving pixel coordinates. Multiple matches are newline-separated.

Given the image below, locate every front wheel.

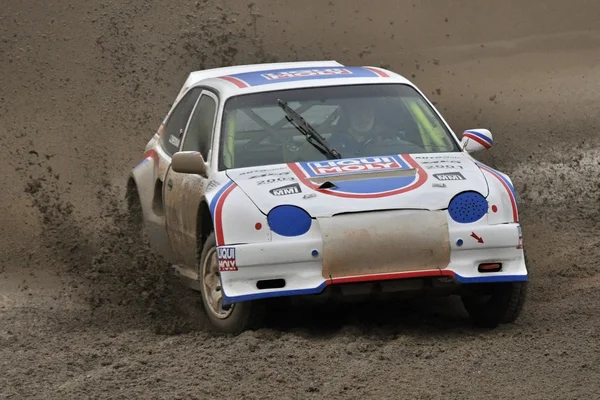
left=461, top=281, right=528, bottom=328
left=198, top=232, right=266, bottom=334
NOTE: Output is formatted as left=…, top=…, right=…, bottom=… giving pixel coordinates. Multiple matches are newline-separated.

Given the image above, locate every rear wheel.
left=198, top=232, right=266, bottom=334
left=461, top=281, right=528, bottom=327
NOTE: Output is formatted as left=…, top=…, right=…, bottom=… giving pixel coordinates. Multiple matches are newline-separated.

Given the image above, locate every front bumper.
left=218, top=210, right=528, bottom=306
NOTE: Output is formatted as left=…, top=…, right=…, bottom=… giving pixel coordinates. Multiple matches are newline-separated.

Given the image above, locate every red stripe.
left=219, top=76, right=248, bottom=88
left=329, top=269, right=455, bottom=285
left=215, top=183, right=237, bottom=246
left=478, top=165, right=518, bottom=222
left=463, top=133, right=492, bottom=149
left=157, top=123, right=166, bottom=138
left=288, top=154, right=428, bottom=199
left=364, top=66, right=390, bottom=77
left=142, top=149, right=158, bottom=162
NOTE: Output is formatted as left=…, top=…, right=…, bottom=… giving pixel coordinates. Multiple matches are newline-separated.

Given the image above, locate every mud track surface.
left=2, top=1, right=600, bottom=399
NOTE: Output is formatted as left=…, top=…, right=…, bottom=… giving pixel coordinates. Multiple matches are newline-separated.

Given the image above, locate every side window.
left=161, top=88, right=202, bottom=156
left=181, top=92, right=218, bottom=159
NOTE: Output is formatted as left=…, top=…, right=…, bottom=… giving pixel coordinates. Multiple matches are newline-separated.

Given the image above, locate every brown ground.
left=1, top=1, right=600, bottom=399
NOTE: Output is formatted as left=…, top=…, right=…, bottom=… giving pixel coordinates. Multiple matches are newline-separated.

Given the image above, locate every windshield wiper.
left=277, top=99, right=342, bottom=160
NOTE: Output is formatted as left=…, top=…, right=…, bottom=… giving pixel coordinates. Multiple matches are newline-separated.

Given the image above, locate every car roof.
left=174, top=61, right=414, bottom=101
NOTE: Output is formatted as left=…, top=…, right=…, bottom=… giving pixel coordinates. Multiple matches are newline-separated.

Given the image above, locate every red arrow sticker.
left=470, top=232, right=484, bottom=243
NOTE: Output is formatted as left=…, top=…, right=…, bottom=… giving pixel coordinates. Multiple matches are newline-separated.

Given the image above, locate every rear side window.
left=181, top=93, right=218, bottom=159
left=161, top=87, right=202, bottom=156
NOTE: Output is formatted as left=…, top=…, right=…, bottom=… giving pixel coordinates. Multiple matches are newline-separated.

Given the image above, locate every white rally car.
left=127, top=60, right=528, bottom=333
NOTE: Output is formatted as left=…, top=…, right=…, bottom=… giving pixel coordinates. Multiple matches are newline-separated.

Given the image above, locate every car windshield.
left=218, top=83, right=460, bottom=170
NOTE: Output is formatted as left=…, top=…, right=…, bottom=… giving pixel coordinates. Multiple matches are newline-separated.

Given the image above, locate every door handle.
left=167, top=179, right=173, bottom=191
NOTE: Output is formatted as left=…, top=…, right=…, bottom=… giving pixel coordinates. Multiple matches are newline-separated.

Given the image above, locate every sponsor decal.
left=247, top=171, right=291, bottom=180
left=217, top=247, right=238, bottom=272
left=262, top=68, right=352, bottom=81
left=240, top=167, right=287, bottom=176
left=206, top=180, right=220, bottom=191
left=418, top=159, right=462, bottom=164
left=424, top=164, right=464, bottom=170
left=257, top=177, right=296, bottom=185
left=269, top=183, right=302, bottom=196
left=219, top=66, right=387, bottom=88
left=433, top=172, right=466, bottom=181
left=414, top=155, right=462, bottom=160
left=290, top=154, right=428, bottom=198
left=168, top=135, right=180, bottom=147
left=238, top=167, right=288, bottom=176
left=417, top=157, right=464, bottom=170
left=305, top=155, right=408, bottom=176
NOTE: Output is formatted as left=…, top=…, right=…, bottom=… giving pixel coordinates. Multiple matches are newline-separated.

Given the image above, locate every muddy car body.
left=127, top=60, right=528, bottom=333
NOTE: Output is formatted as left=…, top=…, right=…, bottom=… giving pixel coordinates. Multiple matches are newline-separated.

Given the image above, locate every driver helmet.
left=341, top=101, right=376, bottom=136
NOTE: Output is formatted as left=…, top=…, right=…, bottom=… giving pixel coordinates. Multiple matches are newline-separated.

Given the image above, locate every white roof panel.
left=175, top=60, right=345, bottom=101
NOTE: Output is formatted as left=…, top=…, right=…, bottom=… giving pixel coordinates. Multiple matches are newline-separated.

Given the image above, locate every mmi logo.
left=262, top=68, right=352, bottom=80
left=433, top=172, right=466, bottom=181
left=217, top=247, right=238, bottom=272
left=308, top=156, right=406, bottom=176
left=269, top=183, right=302, bottom=196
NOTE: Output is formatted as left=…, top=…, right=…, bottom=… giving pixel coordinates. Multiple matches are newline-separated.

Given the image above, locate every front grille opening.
left=256, top=279, right=286, bottom=290
left=332, top=207, right=427, bottom=217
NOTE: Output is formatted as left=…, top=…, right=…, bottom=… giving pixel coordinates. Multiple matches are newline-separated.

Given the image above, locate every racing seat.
left=378, top=100, right=424, bottom=147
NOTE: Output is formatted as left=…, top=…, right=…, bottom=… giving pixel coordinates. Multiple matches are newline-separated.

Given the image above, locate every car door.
left=164, top=90, right=219, bottom=269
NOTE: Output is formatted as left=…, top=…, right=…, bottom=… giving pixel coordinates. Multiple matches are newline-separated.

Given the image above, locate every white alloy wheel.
left=201, top=246, right=234, bottom=319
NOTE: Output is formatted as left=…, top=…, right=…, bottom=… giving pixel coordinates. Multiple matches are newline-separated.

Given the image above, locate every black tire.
left=461, top=281, right=528, bottom=328
left=198, top=232, right=266, bottom=334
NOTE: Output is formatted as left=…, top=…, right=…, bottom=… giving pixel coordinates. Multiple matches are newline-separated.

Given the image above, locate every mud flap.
left=318, top=210, right=451, bottom=279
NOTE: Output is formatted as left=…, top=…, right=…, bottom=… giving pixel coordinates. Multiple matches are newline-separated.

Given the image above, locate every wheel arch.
left=125, top=175, right=139, bottom=207
left=196, top=199, right=214, bottom=260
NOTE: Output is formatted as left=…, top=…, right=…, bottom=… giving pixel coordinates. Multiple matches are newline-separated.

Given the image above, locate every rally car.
left=126, top=60, right=528, bottom=334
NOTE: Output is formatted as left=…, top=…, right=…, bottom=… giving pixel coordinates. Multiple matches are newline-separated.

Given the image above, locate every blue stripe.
left=454, top=273, right=528, bottom=284
left=466, top=130, right=493, bottom=146
left=221, top=281, right=328, bottom=305
left=220, top=272, right=528, bottom=305
left=209, top=180, right=234, bottom=219
left=227, top=66, right=382, bottom=87
left=475, top=162, right=517, bottom=202
left=134, top=158, right=150, bottom=169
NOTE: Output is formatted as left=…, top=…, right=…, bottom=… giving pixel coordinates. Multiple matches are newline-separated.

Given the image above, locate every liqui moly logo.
left=306, top=155, right=409, bottom=176
left=217, top=247, right=238, bottom=272
left=262, top=68, right=352, bottom=80
left=293, top=154, right=427, bottom=198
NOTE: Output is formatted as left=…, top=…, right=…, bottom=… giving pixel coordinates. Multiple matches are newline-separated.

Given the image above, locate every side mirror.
left=461, top=129, right=493, bottom=153
left=171, top=151, right=208, bottom=178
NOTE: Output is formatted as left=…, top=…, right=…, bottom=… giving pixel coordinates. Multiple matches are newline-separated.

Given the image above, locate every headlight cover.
left=448, top=191, right=488, bottom=223
left=267, top=205, right=312, bottom=237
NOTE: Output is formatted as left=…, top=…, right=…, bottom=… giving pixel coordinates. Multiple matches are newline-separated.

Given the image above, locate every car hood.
left=225, top=153, right=489, bottom=218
